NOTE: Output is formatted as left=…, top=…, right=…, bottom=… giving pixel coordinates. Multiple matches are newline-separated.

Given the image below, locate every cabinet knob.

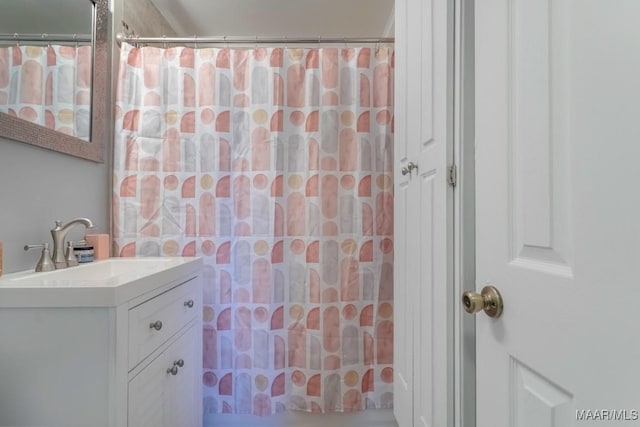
left=173, top=359, right=185, bottom=367
left=184, top=299, right=195, bottom=308
left=166, top=365, right=178, bottom=375
left=149, top=320, right=163, bottom=331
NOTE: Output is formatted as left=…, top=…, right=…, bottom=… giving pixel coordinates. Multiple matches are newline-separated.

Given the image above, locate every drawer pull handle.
left=149, top=320, right=163, bottom=331
left=173, top=359, right=185, bottom=367
left=184, top=299, right=195, bottom=308
left=166, top=365, right=179, bottom=375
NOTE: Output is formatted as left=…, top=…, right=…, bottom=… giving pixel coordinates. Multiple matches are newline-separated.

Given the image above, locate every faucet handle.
left=24, top=243, right=56, bottom=272
left=65, top=241, right=79, bottom=267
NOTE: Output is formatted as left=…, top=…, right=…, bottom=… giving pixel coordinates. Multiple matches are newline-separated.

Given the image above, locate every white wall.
left=0, top=139, right=110, bottom=273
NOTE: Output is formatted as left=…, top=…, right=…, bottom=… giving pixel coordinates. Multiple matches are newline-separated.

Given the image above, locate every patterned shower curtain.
left=0, top=45, right=92, bottom=139
left=114, top=42, right=394, bottom=417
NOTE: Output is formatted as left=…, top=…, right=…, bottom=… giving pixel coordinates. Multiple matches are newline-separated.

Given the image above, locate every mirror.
left=0, top=0, right=108, bottom=162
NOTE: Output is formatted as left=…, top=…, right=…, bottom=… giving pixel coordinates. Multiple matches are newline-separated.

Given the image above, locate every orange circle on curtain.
left=201, top=174, right=214, bottom=189
left=288, top=49, right=304, bottom=61
left=253, top=109, right=268, bottom=124
left=292, top=370, right=307, bottom=387
left=289, top=304, right=304, bottom=320
left=26, top=46, right=43, bottom=57
left=290, top=111, right=305, bottom=126
left=340, top=111, right=355, bottom=127
left=165, top=110, right=179, bottom=125
left=201, top=240, right=215, bottom=256
left=290, top=239, right=306, bottom=254
left=255, top=375, right=269, bottom=392
left=341, top=175, right=356, bottom=190
left=341, top=239, right=358, bottom=255
left=253, top=174, right=268, bottom=189
left=254, top=307, right=269, bottom=323
left=288, top=175, right=303, bottom=190
left=344, top=370, right=359, bottom=387
left=58, top=109, right=74, bottom=125
left=164, top=175, right=179, bottom=190
left=163, top=240, right=179, bottom=255
left=376, top=174, right=392, bottom=190
left=201, top=108, right=215, bottom=124
left=380, top=238, right=393, bottom=254
left=254, top=240, right=269, bottom=255
left=381, top=367, right=394, bottom=383
left=203, top=306, right=215, bottom=322
left=378, top=303, right=393, bottom=319
left=343, top=304, right=358, bottom=320
left=198, top=49, right=214, bottom=60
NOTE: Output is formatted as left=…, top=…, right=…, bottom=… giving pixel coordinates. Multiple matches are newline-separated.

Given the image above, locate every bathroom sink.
left=0, top=257, right=202, bottom=307
left=10, top=257, right=180, bottom=284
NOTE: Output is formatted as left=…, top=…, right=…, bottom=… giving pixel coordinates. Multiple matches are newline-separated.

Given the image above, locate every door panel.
left=510, top=359, right=573, bottom=427
left=394, top=0, right=453, bottom=426
left=475, top=1, right=640, bottom=426
left=393, top=0, right=415, bottom=424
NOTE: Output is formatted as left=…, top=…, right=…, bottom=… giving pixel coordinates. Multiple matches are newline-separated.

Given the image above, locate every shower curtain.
left=114, top=42, right=394, bottom=416
left=0, top=45, right=92, bottom=139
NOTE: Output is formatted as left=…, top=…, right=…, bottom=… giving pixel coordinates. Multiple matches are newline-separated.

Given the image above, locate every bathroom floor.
left=205, top=408, right=398, bottom=427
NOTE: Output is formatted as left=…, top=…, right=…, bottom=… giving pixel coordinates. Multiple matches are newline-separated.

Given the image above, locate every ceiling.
left=148, top=0, right=394, bottom=38
left=0, top=0, right=92, bottom=36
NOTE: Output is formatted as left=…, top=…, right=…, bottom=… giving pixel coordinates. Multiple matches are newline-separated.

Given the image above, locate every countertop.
left=0, top=257, right=202, bottom=308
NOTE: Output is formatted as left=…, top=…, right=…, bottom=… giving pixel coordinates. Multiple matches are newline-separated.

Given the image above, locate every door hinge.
left=448, top=164, right=457, bottom=187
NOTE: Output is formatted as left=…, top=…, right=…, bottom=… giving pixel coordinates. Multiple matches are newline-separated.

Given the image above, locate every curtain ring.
left=343, top=37, right=347, bottom=49
left=255, top=35, right=258, bottom=50
left=135, top=34, right=140, bottom=48
left=284, top=36, right=288, bottom=50
left=13, top=33, right=19, bottom=47
left=73, top=34, right=78, bottom=49
left=42, top=33, right=51, bottom=48
left=224, top=35, right=228, bottom=50
left=194, top=35, right=198, bottom=49
left=317, top=36, right=321, bottom=50
left=162, top=35, right=167, bottom=49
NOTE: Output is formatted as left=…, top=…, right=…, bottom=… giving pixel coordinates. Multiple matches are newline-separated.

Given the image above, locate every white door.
left=394, top=0, right=453, bottom=426
left=474, top=1, right=640, bottom=426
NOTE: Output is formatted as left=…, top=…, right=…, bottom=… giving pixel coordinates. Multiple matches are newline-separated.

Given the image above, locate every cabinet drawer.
left=128, top=277, right=200, bottom=370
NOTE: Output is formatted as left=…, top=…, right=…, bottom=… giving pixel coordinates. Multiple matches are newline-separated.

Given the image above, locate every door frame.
left=452, top=0, right=476, bottom=426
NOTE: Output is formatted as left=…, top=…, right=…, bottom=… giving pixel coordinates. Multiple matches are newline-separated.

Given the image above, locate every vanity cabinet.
left=0, top=257, right=202, bottom=427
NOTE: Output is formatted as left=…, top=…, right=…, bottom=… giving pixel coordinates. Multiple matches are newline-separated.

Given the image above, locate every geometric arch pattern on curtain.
left=114, top=42, right=394, bottom=417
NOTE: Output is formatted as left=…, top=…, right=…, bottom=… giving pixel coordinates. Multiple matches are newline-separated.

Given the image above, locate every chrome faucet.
left=51, top=218, right=95, bottom=269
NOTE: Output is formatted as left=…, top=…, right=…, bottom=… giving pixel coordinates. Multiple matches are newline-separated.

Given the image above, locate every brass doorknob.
left=462, top=285, right=504, bottom=318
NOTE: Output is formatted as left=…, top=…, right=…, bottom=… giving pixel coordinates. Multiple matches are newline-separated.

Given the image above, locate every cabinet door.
left=165, top=323, right=200, bottom=427
left=128, top=349, right=170, bottom=427
left=128, top=322, right=200, bottom=427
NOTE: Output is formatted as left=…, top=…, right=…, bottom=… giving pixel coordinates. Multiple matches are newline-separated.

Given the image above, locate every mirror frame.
left=0, top=0, right=108, bottom=163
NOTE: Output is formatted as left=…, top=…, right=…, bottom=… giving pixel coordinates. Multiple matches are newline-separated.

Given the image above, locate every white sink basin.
left=10, top=258, right=180, bottom=284
left=0, top=257, right=202, bottom=307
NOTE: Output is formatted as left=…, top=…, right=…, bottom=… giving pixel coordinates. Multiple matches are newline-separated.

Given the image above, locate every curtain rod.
left=0, top=33, right=92, bottom=44
left=116, top=32, right=394, bottom=46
